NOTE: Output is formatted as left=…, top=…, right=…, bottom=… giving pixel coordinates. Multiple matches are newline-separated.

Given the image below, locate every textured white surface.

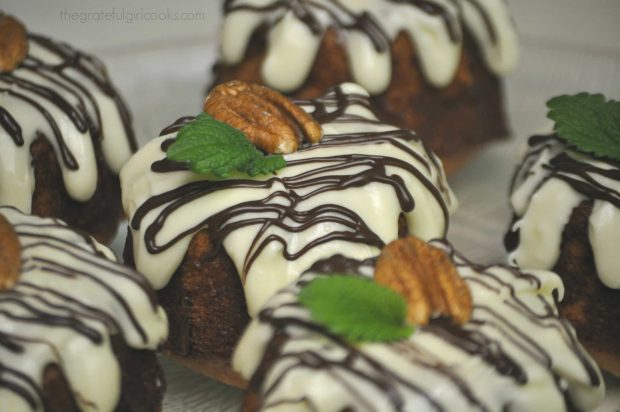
left=4, top=0, right=620, bottom=410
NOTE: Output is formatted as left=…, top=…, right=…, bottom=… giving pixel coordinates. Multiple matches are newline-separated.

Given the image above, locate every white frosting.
left=233, top=240, right=605, bottom=412
left=220, top=0, right=518, bottom=92
left=508, top=136, right=620, bottom=289
left=0, top=207, right=168, bottom=412
left=121, top=83, right=457, bottom=316
left=0, top=35, right=134, bottom=213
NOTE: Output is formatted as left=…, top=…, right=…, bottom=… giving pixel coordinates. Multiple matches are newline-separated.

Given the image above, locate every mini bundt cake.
left=234, top=237, right=605, bottom=411
left=505, top=93, right=620, bottom=376
left=0, top=13, right=136, bottom=242
left=121, top=82, right=456, bottom=384
left=506, top=132, right=620, bottom=376
left=0, top=206, right=168, bottom=412
left=211, top=0, right=519, bottom=172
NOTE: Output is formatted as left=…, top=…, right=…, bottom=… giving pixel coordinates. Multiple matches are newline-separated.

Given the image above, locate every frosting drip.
left=233, top=240, right=604, bottom=412
left=506, top=135, right=620, bottom=289
left=0, top=207, right=168, bottom=412
left=121, top=83, right=456, bottom=316
left=0, top=34, right=135, bottom=213
left=219, top=0, right=518, bottom=92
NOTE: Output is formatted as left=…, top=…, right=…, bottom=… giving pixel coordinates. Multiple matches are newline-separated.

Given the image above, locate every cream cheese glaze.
left=219, top=0, right=518, bottom=93
left=0, top=206, right=168, bottom=412
left=0, top=34, right=136, bottom=213
left=506, top=135, right=620, bottom=289
left=121, top=83, right=457, bottom=316
left=233, top=239, right=604, bottom=412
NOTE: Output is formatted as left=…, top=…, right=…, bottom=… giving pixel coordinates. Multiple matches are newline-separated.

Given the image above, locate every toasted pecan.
left=0, top=13, right=28, bottom=73
left=375, top=237, right=472, bottom=326
left=204, top=80, right=322, bottom=154
left=0, top=214, right=21, bottom=291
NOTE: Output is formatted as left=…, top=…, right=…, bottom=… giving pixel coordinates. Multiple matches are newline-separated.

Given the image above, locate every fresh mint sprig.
left=299, top=275, right=415, bottom=343
left=547, top=93, right=620, bottom=161
left=166, top=113, right=287, bottom=177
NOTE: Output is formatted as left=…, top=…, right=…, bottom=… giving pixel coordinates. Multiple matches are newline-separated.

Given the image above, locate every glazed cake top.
left=121, top=82, right=457, bottom=316
left=506, top=134, right=620, bottom=289
left=0, top=207, right=168, bottom=412
left=233, top=239, right=604, bottom=412
left=0, top=33, right=135, bottom=212
left=219, top=0, right=518, bottom=93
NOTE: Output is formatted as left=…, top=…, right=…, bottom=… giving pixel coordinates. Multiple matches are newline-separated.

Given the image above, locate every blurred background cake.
left=0, top=13, right=136, bottom=243
left=0, top=206, right=168, bottom=412
left=210, top=0, right=519, bottom=172
left=506, top=109, right=620, bottom=377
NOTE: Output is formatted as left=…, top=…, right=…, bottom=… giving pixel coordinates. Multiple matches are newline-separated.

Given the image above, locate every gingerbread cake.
left=0, top=206, right=168, bottom=412
left=211, top=0, right=519, bottom=172
left=234, top=237, right=605, bottom=411
left=121, top=82, right=457, bottom=384
left=505, top=132, right=620, bottom=376
left=0, top=14, right=136, bottom=242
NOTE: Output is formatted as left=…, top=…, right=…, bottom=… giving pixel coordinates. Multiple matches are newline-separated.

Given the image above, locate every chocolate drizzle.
left=0, top=88, right=80, bottom=169
left=461, top=0, right=499, bottom=43
left=512, top=135, right=620, bottom=209
left=0, top=207, right=167, bottom=411
left=505, top=134, right=620, bottom=287
left=224, top=0, right=461, bottom=50
left=237, top=240, right=602, bottom=411
left=131, top=85, right=452, bottom=285
left=218, top=0, right=517, bottom=94
left=391, top=0, right=461, bottom=42
left=0, top=33, right=136, bottom=172
left=0, top=106, right=23, bottom=145
left=547, top=152, right=620, bottom=208
left=0, top=362, right=39, bottom=410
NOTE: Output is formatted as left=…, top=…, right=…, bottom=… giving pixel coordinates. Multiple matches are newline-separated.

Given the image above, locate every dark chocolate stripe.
left=506, top=135, right=620, bottom=261
left=17, top=282, right=120, bottom=332
left=223, top=0, right=466, bottom=52
left=137, top=85, right=450, bottom=285
left=546, top=152, right=620, bottom=208
left=0, top=207, right=165, bottom=412
left=0, top=362, right=40, bottom=409
left=1, top=33, right=136, bottom=175
left=0, top=295, right=103, bottom=343
left=28, top=34, right=136, bottom=151
left=463, top=0, right=498, bottom=44
left=0, top=107, right=23, bottom=145
left=0, top=89, right=79, bottom=170
left=247, top=242, right=601, bottom=410
left=0, top=73, right=90, bottom=133
left=26, top=252, right=150, bottom=344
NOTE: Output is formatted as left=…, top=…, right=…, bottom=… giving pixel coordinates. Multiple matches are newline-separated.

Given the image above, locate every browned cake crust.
left=124, top=229, right=250, bottom=387
left=123, top=216, right=411, bottom=387
left=554, top=201, right=620, bottom=377
left=212, top=28, right=508, bottom=173
left=41, top=335, right=165, bottom=412
left=30, top=135, right=122, bottom=243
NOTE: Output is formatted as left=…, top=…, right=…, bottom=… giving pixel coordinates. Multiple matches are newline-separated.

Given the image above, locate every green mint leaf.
left=299, top=275, right=414, bottom=343
left=547, top=93, right=620, bottom=161
left=166, top=113, right=287, bottom=177
left=245, top=155, right=288, bottom=177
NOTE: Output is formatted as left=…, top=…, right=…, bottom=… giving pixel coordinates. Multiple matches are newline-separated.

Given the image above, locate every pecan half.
left=0, top=13, right=29, bottom=73
left=375, top=237, right=472, bottom=326
left=204, top=80, right=322, bottom=154
left=0, top=214, right=21, bottom=291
